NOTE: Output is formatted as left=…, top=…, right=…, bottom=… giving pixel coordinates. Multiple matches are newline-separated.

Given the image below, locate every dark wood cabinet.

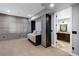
left=28, top=35, right=41, bottom=46
left=46, top=14, right=51, bottom=47
left=31, top=21, right=35, bottom=33
left=57, top=32, right=70, bottom=42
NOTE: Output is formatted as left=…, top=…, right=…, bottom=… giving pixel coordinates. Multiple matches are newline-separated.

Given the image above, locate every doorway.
left=56, top=17, right=71, bottom=53
left=51, top=7, right=72, bottom=54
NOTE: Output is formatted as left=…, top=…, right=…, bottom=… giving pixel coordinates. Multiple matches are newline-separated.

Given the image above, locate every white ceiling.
left=42, top=3, right=76, bottom=13
left=0, top=3, right=76, bottom=18
left=0, top=3, right=45, bottom=18
left=30, top=3, right=76, bottom=20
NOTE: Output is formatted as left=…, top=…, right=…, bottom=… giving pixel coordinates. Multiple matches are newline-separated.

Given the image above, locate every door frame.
left=51, top=7, right=73, bottom=55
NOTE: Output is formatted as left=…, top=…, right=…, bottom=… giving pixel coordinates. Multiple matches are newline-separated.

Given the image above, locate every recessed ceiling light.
left=7, top=10, right=11, bottom=13
left=50, top=3, right=54, bottom=7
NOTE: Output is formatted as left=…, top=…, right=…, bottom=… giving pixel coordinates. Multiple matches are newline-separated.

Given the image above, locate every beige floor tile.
left=57, top=40, right=70, bottom=53
left=0, top=38, right=70, bottom=56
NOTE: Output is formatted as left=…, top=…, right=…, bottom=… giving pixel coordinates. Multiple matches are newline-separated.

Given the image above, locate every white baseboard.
left=51, top=44, right=56, bottom=48
left=70, top=52, right=78, bottom=56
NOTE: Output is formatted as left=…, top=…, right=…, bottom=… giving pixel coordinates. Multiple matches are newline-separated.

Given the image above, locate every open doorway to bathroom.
left=52, top=7, right=72, bottom=54
left=56, top=19, right=70, bottom=53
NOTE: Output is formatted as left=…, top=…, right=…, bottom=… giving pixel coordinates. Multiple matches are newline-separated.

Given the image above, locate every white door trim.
left=69, top=7, right=73, bottom=55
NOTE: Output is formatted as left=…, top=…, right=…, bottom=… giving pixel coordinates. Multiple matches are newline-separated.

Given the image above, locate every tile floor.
left=0, top=38, right=70, bottom=56
left=57, top=40, right=70, bottom=53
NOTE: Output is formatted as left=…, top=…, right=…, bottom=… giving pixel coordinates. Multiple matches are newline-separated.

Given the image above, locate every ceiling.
left=42, top=3, right=76, bottom=13
left=0, top=3, right=76, bottom=18
left=0, top=3, right=45, bottom=18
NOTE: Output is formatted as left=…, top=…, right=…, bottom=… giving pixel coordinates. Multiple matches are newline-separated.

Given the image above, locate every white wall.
left=56, top=7, right=71, bottom=33
left=72, top=4, right=79, bottom=55
left=56, top=8, right=71, bottom=20
left=35, top=18, right=41, bottom=34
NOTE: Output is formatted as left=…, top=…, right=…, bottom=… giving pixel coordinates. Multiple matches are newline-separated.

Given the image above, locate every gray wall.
left=35, top=18, right=41, bottom=33
left=0, top=14, right=29, bottom=40
left=41, top=15, right=47, bottom=47
left=72, top=4, right=79, bottom=55
left=51, top=14, right=54, bottom=46
left=27, top=20, right=31, bottom=33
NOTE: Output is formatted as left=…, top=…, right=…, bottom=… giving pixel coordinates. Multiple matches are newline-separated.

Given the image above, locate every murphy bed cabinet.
left=41, top=14, right=51, bottom=48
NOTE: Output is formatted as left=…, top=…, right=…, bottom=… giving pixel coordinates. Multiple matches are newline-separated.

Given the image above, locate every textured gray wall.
left=35, top=18, right=41, bottom=33
left=41, top=15, right=46, bottom=47
left=51, top=14, right=54, bottom=45
left=72, top=4, right=79, bottom=55
left=0, top=14, right=29, bottom=40
left=27, top=20, right=31, bottom=33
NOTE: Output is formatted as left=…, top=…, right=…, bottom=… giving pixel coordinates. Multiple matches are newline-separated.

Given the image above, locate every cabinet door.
left=46, top=14, right=51, bottom=47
